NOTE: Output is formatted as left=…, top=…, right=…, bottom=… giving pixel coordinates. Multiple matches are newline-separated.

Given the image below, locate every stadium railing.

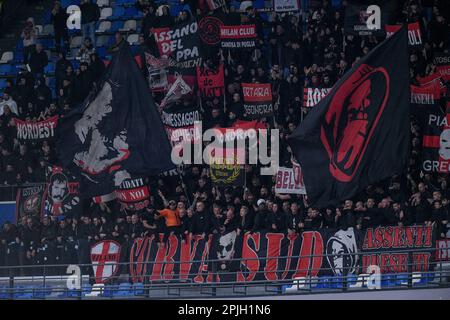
left=0, top=247, right=448, bottom=299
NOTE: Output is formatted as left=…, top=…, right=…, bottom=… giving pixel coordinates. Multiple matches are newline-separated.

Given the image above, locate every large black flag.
left=57, top=42, right=175, bottom=197
left=287, top=27, right=410, bottom=208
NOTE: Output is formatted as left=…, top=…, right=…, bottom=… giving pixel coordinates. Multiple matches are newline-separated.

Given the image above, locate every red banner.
left=385, top=22, right=422, bottom=46
left=14, top=116, right=58, bottom=142
left=220, top=25, right=256, bottom=49
left=196, top=64, right=224, bottom=97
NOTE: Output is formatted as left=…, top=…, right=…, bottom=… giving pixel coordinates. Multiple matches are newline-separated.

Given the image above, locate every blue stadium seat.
left=0, top=286, right=9, bottom=299
left=132, top=282, right=145, bottom=296
left=113, top=283, right=133, bottom=297
left=110, top=21, right=124, bottom=32
left=43, top=11, right=52, bottom=25
left=97, top=47, right=107, bottom=58
left=109, top=6, right=125, bottom=20
left=101, top=284, right=119, bottom=297
left=346, top=274, right=358, bottom=286
left=14, top=51, right=24, bottom=63
left=13, top=286, right=34, bottom=299
left=81, top=284, right=92, bottom=296
left=33, top=286, right=53, bottom=299
left=40, top=38, right=55, bottom=49
left=0, top=78, right=7, bottom=90
left=381, top=274, right=397, bottom=287
left=62, top=0, right=80, bottom=7
left=0, top=64, right=12, bottom=76
left=124, top=7, right=140, bottom=19
left=315, top=276, right=332, bottom=289
left=115, top=0, right=131, bottom=5
left=396, top=273, right=409, bottom=285
left=45, top=62, right=56, bottom=75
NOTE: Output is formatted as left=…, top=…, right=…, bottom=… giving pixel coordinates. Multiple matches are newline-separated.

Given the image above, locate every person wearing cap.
left=252, top=199, right=269, bottom=232
left=156, top=198, right=182, bottom=247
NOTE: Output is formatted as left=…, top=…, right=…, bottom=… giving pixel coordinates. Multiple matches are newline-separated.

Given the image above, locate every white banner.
left=274, top=0, right=299, bottom=12
left=275, top=166, right=306, bottom=194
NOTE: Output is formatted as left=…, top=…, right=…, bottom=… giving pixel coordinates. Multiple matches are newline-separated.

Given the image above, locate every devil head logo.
left=320, top=64, right=390, bottom=182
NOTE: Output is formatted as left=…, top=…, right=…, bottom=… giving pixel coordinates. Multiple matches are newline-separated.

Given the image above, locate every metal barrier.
left=0, top=247, right=448, bottom=299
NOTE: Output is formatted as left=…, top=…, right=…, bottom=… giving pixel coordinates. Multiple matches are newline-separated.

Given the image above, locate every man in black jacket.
left=252, top=199, right=269, bottom=232
left=51, top=1, right=69, bottom=53
left=80, top=0, right=100, bottom=44
left=190, top=201, right=210, bottom=238
left=29, top=44, right=48, bottom=76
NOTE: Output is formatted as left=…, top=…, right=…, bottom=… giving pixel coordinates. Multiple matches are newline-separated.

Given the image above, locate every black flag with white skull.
left=287, top=27, right=410, bottom=208
left=56, top=42, right=175, bottom=197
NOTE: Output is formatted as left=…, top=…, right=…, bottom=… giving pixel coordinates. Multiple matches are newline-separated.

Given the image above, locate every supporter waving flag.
left=287, top=27, right=410, bottom=208
left=56, top=42, right=175, bottom=197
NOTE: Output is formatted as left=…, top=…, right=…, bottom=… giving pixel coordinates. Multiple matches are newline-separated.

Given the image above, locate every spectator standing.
left=51, top=1, right=69, bottom=53
left=21, top=18, right=39, bottom=65
left=80, top=0, right=100, bottom=45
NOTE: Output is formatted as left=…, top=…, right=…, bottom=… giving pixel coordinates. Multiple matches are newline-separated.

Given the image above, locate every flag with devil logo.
left=287, top=27, right=410, bottom=208
left=56, top=42, right=175, bottom=197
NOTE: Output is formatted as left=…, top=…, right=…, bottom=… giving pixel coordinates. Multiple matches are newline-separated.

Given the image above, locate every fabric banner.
left=436, top=238, right=450, bottom=261
left=344, top=1, right=392, bottom=36
left=242, top=83, right=273, bottom=119
left=220, top=24, right=257, bottom=49
left=420, top=104, right=450, bottom=173
left=90, top=240, right=121, bottom=284
left=303, top=87, right=331, bottom=108
left=14, top=116, right=58, bottom=142
left=385, top=22, right=423, bottom=47
left=43, top=166, right=81, bottom=217
left=196, top=64, right=225, bottom=97
left=161, top=105, right=202, bottom=147
left=198, top=15, right=224, bottom=46
left=361, top=226, right=434, bottom=273
left=209, top=148, right=245, bottom=187
left=92, top=192, right=116, bottom=204
left=15, top=184, right=46, bottom=221
left=152, top=21, right=202, bottom=69
left=287, top=27, right=410, bottom=208
left=114, top=176, right=150, bottom=211
left=410, top=81, right=441, bottom=117
left=128, top=226, right=435, bottom=283
left=273, top=0, right=299, bottom=12
left=434, top=52, right=450, bottom=81
left=275, top=166, right=306, bottom=194
left=145, top=52, right=169, bottom=92
left=160, top=76, right=193, bottom=108
left=57, top=43, right=175, bottom=198
left=206, top=0, right=225, bottom=11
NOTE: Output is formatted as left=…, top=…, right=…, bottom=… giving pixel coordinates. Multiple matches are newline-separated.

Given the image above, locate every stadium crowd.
left=0, top=0, right=449, bottom=273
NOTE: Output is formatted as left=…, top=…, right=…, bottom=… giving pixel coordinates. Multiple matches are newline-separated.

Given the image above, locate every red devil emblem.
left=320, top=64, right=390, bottom=182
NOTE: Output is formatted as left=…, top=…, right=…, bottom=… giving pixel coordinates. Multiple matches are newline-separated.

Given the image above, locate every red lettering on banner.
left=293, top=231, right=323, bottom=278
left=193, top=235, right=211, bottom=283
left=237, top=233, right=260, bottom=282
left=263, top=233, right=285, bottom=281
left=162, top=235, right=179, bottom=280
left=130, top=236, right=152, bottom=283
left=281, top=233, right=298, bottom=280
left=150, top=234, right=167, bottom=280
left=382, top=226, right=394, bottom=248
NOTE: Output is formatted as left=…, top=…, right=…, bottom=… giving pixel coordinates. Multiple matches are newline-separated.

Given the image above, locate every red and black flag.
left=287, top=27, right=410, bottom=208
left=421, top=102, right=450, bottom=173
left=56, top=42, right=175, bottom=198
